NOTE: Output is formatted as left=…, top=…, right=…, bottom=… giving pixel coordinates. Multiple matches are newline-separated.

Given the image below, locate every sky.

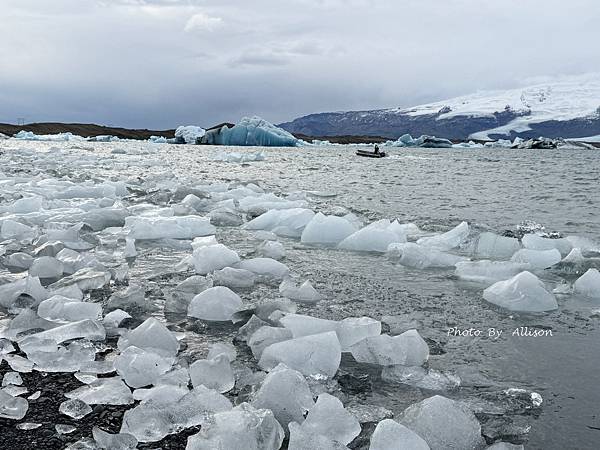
left=1, top=0, right=599, bottom=129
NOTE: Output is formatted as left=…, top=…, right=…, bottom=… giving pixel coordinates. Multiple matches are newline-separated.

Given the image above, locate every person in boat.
left=374, top=144, right=380, bottom=154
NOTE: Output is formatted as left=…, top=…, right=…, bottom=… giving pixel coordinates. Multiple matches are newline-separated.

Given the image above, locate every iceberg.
left=175, top=125, right=206, bottom=144
left=201, top=116, right=298, bottom=147
left=473, top=232, right=521, bottom=259
left=510, top=248, right=561, bottom=269
left=338, top=219, right=407, bottom=252
left=244, top=208, right=315, bottom=238
left=573, top=268, right=600, bottom=298
left=455, top=260, right=531, bottom=284
left=416, top=222, right=470, bottom=251
left=522, top=234, right=572, bottom=256
left=483, top=271, right=558, bottom=312
left=301, top=213, right=358, bottom=246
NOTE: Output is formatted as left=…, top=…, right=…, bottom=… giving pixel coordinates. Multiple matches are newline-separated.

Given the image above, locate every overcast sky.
left=1, top=0, right=599, bottom=129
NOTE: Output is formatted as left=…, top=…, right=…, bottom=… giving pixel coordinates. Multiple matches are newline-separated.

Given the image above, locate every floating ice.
left=300, top=393, right=361, bottom=445
left=175, top=125, right=206, bottom=144
left=237, top=258, right=290, bottom=281
left=573, top=268, right=600, bottom=298
left=212, top=267, right=256, bottom=289
left=381, top=366, right=460, bottom=390
left=473, top=232, right=521, bottom=259
left=510, top=248, right=561, bottom=269
left=0, top=390, right=28, bottom=419
left=257, top=240, right=286, bottom=260
left=522, top=233, right=572, bottom=256
left=338, top=219, right=407, bottom=252
left=401, top=395, right=482, bottom=450
left=37, top=295, right=101, bottom=322
left=29, top=319, right=106, bottom=344
left=203, top=116, right=298, bottom=147
left=350, top=330, right=429, bottom=366
left=244, top=208, right=315, bottom=238
left=4, top=252, right=33, bottom=271
left=125, top=215, right=215, bottom=240
left=65, top=377, right=133, bottom=405
left=279, top=279, right=323, bottom=304
left=248, top=326, right=293, bottom=359
left=1, top=219, right=36, bottom=240
left=92, top=427, right=138, bottom=450
left=252, top=364, right=315, bottom=430
left=259, top=331, right=341, bottom=377
left=193, top=244, right=241, bottom=275
left=288, top=422, right=349, bottom=450
left=387, top=243, right=467, bottom=269
left=188, top=286, right=243, bottom=321
left=561, top=247, right=585, bottom=264
left=455, top=260, right=531, bottom=284
left=186, top=402, right=284, bottom=450
left=115, top=346, right=175, bottom=388
left=207, top=342, right=237, bottom=362
left=416, top=222, right=470, bottom=251
left=190, top=354, right=235, bottom=393
left=483, top=271, right=558, bottom=312
left=211, top=150, right=267, bottom=163
left=118, top=318, right=179, bottom=357
left=301, top=213, right=358, bottom=246
left=369, top=419, right=430, bottom=450
left=59, top=398, right=93, bottom=419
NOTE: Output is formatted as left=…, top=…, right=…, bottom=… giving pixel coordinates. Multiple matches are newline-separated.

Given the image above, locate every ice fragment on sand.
left=92, top=426, right=138, bottom=449
left=381, top=366, right=460, bottom=390
left=188, top=286, right=243, bottom=321
left=237, top=258, right=290, bottom=281
left=59, top=398, right=93, bottom=419
left=257, top=240, right=286, bottom=260
left=28, top=319, right=105, bottom=344
left=193, top=244, right=240, bottom=275
left=369, top=419, right=430, bottom=450
left=29, top=256, right=64, bottom=279
left=37, top=295, right=101, bottom=322
left=118, top=317, right=179, bottom=356
left=248, top=326, right=293, bottom=359
left=279, top=279, right=322, bottom=304
left=483, top=271, right=558, bottom=312
left=190, top=354, right=235, bottom=393
left=300, top=393, right=361, bottom=445
left=212, top=267, right=256, bottom=289
left=207, top=342, right=237, bottom=361
left=288, top=421, right=349, bottom=450
left=114, top=346, right=175, bottom=388
left=0, top=390, right=28, bottom=419
left=65, top=377, right=133, bottom=405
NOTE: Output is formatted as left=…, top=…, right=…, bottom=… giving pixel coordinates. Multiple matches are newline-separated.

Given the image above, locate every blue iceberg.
left=202, top=116, right=298, bottom=147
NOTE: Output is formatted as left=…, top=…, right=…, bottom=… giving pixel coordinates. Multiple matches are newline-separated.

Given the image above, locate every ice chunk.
left=28, top=319, right=105, bottom=344
left=338, top=219, right=406, bottom=252
left=288, top=422, right=349, bottom=450
left=65, top=377, right=133, bottom=405
left=175, top=125, right=206, bottom=144
left=0, top=276, right=48, bottom=309
left=561, top=247, right=585, bottom=264
left=510, top=248, right=561, bottom=269
left=37, top=295, right=101, bottom=322
left=237, top=314, right=270, bottom=342
left=473, top=232, right=521, bottom=259
left=114, top=346, right=175, bottom=388
left=259, top=331, right=341, bottom=377
left=204, top=116, right=297, bottom=147
left=52, top=267, right=111, bottom=291
left=416, top=222, right=470, bottom=251
left=252, top=364, right=315, bottom=429
left=118, top=317, right=179, bottom=356
left=400, top=395, right=482, bottom=450
left=237, top=258, right=290, bottom=281
left=455, top=260, right=531, bottom=284
left=59, top=398, right=93, bottom=419
left=574, top=268, right=600, bottom=299
left=25, top=339, right=96, bottom=372
left=188, top=286, right=243, bottom=321
left=486, top=443, right=524, bottom=450
left=257, top=240, right=286, bottom=260
left=92, top=427, right=138, bottom=450
left=248, top=326, right=293, bottom=359
left=207, top=342, right=237, bottom=362
left=381, top=366, right=460, bottom=390
left=1, top=219, right=36, bottom=240
left=34, top=240, right=65, bottom=257
left=244, top=208, right=315, bottom=238
left=369, top=419, right=429, bottom=450
left=279, top=279, right=323, bottom=304
left=103, top=309, right=131, bottom=329
left=212, top=267, right=256, bottom=289
left=192, top=244, right=240, bottom=275
left=125, top=216, right=215, bottom=240
left=0, top=389, right=28, bottom=419
left=4, top=252, right=33, bottom=271
left=2, top=372, right=23, bottom=386
left=483, top=271, right=558, bottom=312
left=301, top=213, right=358, bottom=246
left=300, top=393, right=361, bottom=445
left=388, top=243, right=467, bottom=269
left=190, top=354, right=235, bottom=393
left=186, top=402, right=284, bottom=450
left=165, top=275, right=213, bottom=314
left=56, top=424, right=77, bottom=434
left=106, top=284, right=148, bottom=313
left=350, top=330, right=429, bottom=366
left=522, top=234, right=572, bottom=256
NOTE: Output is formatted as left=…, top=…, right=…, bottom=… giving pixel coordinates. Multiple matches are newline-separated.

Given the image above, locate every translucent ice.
left=0, top=276, right=48, bottom=309
left=193, top=244, right=240, bottom=275
left=205, top=116, right=297, bottom=147
left=165, top=275, right=213, bottom=314
left=486, top=443, right=524, bottom=450
left=106, top=284, right=148, bottom=313
left=0, top=389, right=28, bottom=419
left=188, top=286, right=243, bottom=321
left=252, top=364, right=315, bottom=430
left=114, top=346, right=175, bottom=388
left=37, top=295, right=102, bottom=322
left=416, top=222, right=470, bottom=251
left=237, top=258, right=290, bottom=281
left=186, top=402, right=284, bottom=450
left=381, top=366, right=461, bottom=390
left=29, top=319, right=106, bottom=344
left=175, top=125, right=206, bottom=144
left=125, top=215, right=215, bottom=240
left=244, top=208, right=315, bottom=238
left=212, top=267, right=256, bottom=289
left=301, top=213, right=358, bottom=246
left=92, top=427, right=138, bottom=450
left=279, top=279, right=323, bottom=304
left=483, top=271, right=558, bottom=312
left=522, top=234, right=572, bottom=256
left=29, top=256, right=64, bottom=279
left=1, top=219, right=36, bottom=240
left=455, top=260, right=531, bottom=284
left=248, top=326, right=293, bottom=359
left=103, top=309, right=131, bottom=329
left=369, top=419, right=429, bottom=450
left=473, top=232, right=521, bottom=259
left=510, top=248, right=561, bottom=269
left=300, top=393, right=361, bottom=445
left=65, top=377, right=133, bottom=405
left=1, top=372, right=23, bottom=386
left=190, top=354, right=235, bottom=393
left=4, top=252, right=33, bottom=271
left=59, top=398, right=93, bottom=419
left=400, top=395, right=482, bottom=450
left=350, top=330, right=429, bottom=366
left=561, top=247, right=585, bottom=264
left=387, top=243, right=467, bottom=269
left=118, top=318, right=179, bottom=356
left=574, top=268, right=600, bottom=298
left=257, top=240, right=286, bottom=260
left=259, top=331, right=341, bottom=377
left=288, top=422, right=349, bottom=450
left=338, top=219, right=406, bottom=253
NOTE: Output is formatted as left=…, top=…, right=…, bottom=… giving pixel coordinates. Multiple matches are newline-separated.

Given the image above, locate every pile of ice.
left=12, top=131, right=86, bottom=142
left=174, top=125, right=206, bottom=144
left=385, top=134, right=453, bottom=148
left=212, top=151, right=266, bottom=163
left=201, top=116, right=298, bottom=147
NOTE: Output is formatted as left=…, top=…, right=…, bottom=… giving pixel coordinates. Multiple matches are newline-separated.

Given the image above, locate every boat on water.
left=356, top=149, right=386, bottom=158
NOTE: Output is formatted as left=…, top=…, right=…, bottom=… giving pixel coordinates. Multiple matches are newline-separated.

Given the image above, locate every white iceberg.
left=573, top=268, right=600, bottom=298
left=483, top=271, right=558, bottom=312
left=510, top=248, right=561, bottom=269
left=203, top=116, right=297, bottom=147
left=338, top=219, right=407, bottom=253
left=301, top=213, right=358, bottom=246
left=416, top=222, right=470, bottom=251
left=175, top=125, right=206, bottom=144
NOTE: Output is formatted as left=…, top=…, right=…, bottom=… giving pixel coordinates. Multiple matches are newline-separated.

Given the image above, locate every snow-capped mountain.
left=280, top=74, right=600, bottom=140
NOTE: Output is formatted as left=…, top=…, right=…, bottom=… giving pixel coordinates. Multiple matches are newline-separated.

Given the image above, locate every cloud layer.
left=1, top=0, right=599, bottom=129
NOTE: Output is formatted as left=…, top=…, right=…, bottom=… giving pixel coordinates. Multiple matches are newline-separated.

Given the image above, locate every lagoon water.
left=1, top=140, right=599, bottom=448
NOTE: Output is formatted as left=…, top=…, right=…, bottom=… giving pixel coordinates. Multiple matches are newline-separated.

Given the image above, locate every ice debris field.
left=0, top=139, right=599, bottom=450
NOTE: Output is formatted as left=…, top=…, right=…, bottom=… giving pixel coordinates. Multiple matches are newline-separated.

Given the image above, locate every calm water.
left=2, top=140, right=599, bottom=448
